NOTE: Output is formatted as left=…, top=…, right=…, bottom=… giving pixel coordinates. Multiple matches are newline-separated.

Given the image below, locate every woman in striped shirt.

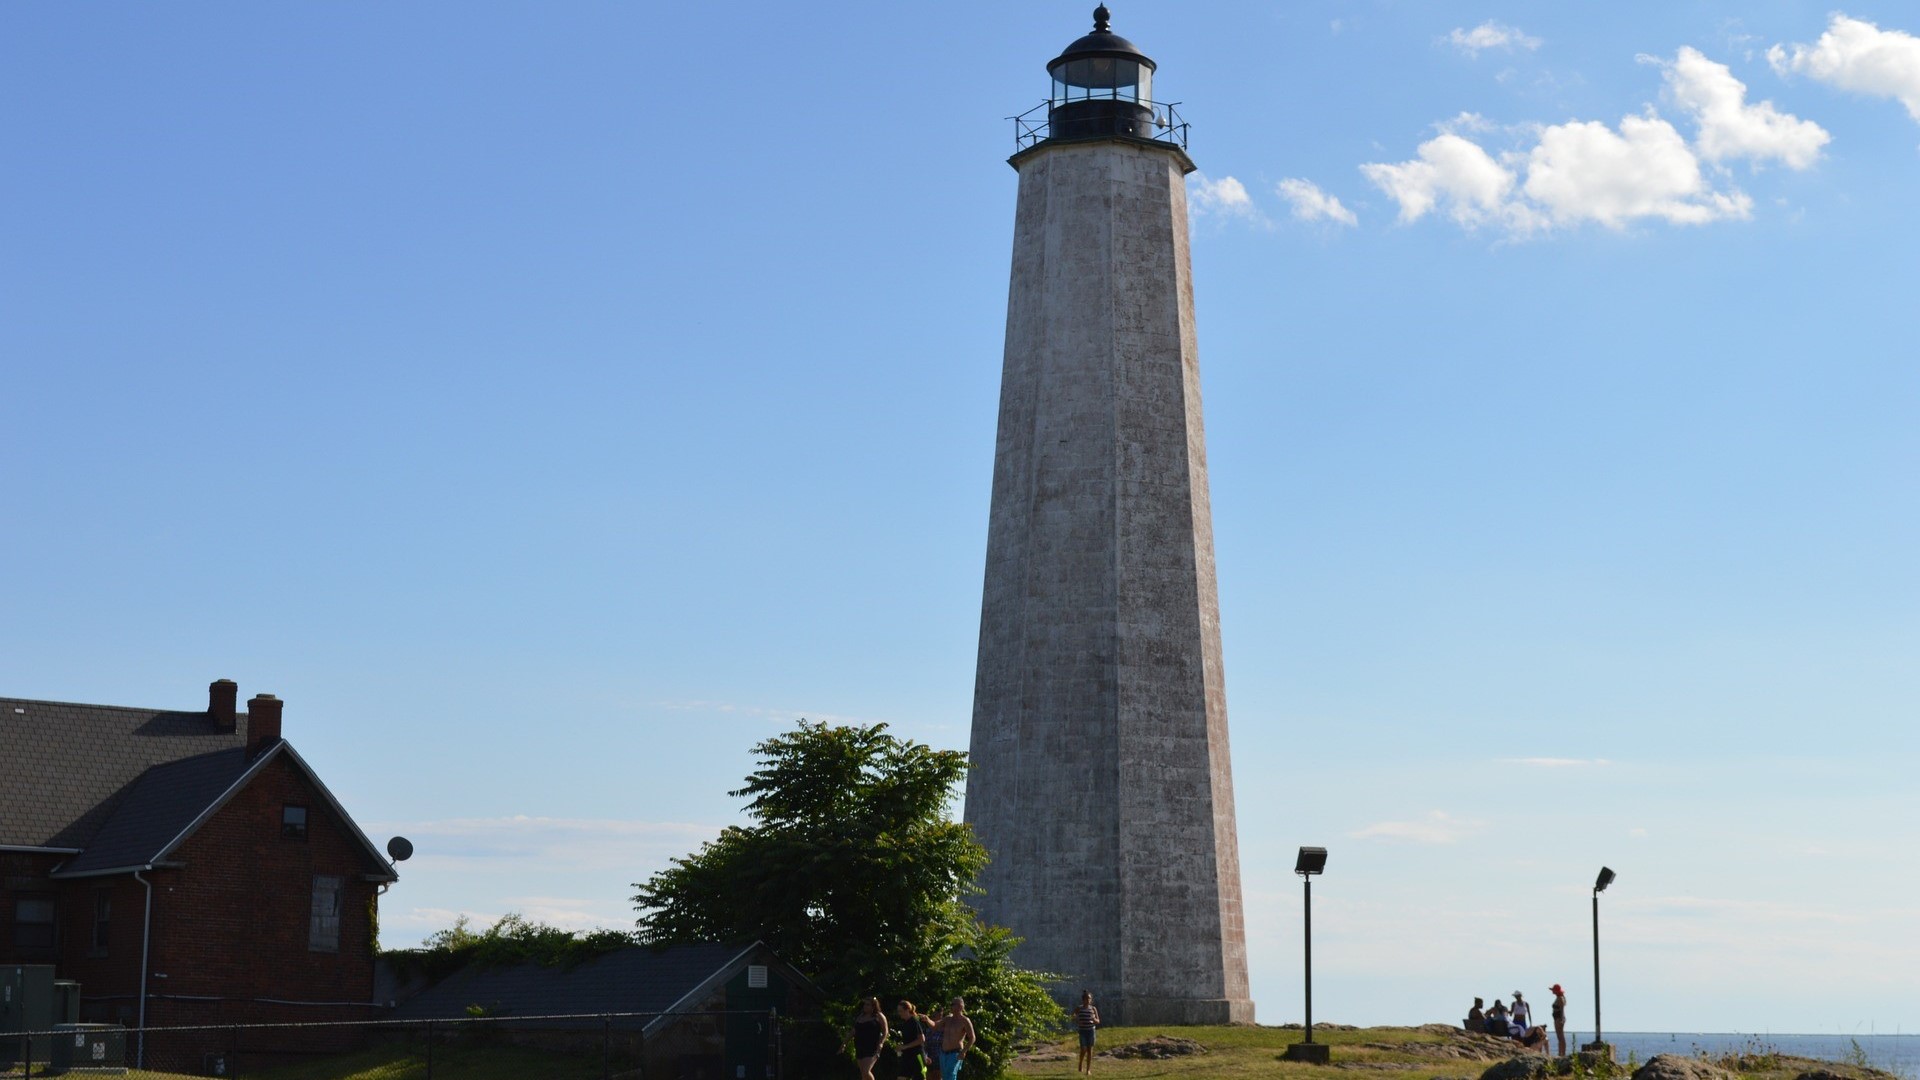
left=1074, top=990, right=1102, bottom=1075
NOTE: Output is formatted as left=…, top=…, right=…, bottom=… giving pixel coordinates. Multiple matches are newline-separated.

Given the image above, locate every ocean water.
left=1576, top=1032, right=1919, bottom=1078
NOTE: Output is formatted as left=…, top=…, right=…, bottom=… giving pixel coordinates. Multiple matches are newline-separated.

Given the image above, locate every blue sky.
left=3, top=1, right=1916, bottom=1034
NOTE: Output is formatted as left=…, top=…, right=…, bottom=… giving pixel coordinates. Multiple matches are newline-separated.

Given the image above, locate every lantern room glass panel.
left=1050, top=57, right=1149, bottom=104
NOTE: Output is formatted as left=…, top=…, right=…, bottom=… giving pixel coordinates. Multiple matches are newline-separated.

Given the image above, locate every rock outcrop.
left=1632, top=1054, right=1738, bottom=1080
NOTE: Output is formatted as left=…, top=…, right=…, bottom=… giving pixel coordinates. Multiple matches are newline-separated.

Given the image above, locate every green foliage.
left=384, top=912, right=638, bottom=985
left=1846, top=1039, right=1871, bottom=1069
left=632, top=721, right=1064, bottom=1078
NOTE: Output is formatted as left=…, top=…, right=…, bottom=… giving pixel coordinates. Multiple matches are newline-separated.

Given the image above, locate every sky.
left=3, top=0, right=1916, bottom=1036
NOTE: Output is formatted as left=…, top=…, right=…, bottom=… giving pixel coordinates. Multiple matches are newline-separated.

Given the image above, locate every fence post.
left=231, top=1023, right=241, bottom=1078
left=772, top=1006, right=781, bottom=1080
left=603, top=1014, right=612, bottom=1079
left=425, top=1019, right=434, bottom=1080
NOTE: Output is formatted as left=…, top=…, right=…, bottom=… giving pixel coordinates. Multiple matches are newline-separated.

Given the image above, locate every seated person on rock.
left=1466, top=997, right=1486, bottom=1032
left=1484, top=1002, right=1548, bottom=1052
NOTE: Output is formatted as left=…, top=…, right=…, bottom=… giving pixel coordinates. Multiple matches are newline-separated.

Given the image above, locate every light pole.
left=1283, top=847, right=1330, bottom=1064
left=1588, top=866, right=1615, bottom=1055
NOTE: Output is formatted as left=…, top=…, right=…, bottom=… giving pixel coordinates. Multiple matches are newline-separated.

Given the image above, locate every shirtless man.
left=935, top=997, right=976, bottom=1080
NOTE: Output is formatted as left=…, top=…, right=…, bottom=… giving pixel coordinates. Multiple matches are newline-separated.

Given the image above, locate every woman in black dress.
left=851, top=996, right=889, bottom=1080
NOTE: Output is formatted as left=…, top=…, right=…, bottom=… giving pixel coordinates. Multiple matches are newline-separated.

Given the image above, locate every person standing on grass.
left=1550, top=985, right=1568, bottom=1056
left=1073, top=990, right=1102, bottom=1075
left=923, top=1002, right=945, bottom=1071
left=895, top=1000, right=928, bottom=1080
left=851, top=996, right=889, bottom=1080
left=936, top=997, right=976, bottom=1080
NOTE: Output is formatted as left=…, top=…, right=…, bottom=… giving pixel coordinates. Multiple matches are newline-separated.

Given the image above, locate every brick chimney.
left=246, top=694, right=284, bottom=758
left=209, top=679, right=239, bottom=730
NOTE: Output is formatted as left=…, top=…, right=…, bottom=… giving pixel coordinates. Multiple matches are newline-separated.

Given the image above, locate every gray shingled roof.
left=2, top=692, right=396, bottom=885
left=392, top=943, right=808, bottom=1032
left=53, top=748, right=253, bottom=876
left=0, top=696, right=249, bottom=848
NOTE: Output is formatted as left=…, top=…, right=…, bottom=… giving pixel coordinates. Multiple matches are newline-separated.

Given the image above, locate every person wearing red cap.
left=1550, top=984, right=1568, bottom=1055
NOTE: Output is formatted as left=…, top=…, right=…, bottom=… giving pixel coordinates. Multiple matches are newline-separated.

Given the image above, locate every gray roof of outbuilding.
left=392, top=943, right=812, bottom=1032
left=0, top=696, right=250, bottom=849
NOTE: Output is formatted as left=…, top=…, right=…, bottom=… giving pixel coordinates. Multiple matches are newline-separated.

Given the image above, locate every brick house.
left=0, top=680, right=397, bottom=1050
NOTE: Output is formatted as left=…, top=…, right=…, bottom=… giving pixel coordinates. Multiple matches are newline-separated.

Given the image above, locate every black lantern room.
left=1047, top=6, right=1156, bottom=141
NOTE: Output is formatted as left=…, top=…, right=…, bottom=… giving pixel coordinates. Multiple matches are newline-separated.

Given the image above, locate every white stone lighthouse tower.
left=965, top=7, right=1253, bottom=1026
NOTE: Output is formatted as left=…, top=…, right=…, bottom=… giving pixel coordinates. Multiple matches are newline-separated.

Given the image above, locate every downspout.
left=134, top=870, right=154, bottom=1070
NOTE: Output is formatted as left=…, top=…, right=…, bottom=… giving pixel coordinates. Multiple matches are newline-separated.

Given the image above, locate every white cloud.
left=372, top=815, right=721, bottom=871
left=1770, top=14, right=1920, bottom=123
left=1349, top=809, right=1485, bottom=845
left=653, top=699, right=875, bottom=725
left=1446, top=21, right=1542, bottom=57
left=1359, top=43, right=1840, bottom=236
left=1189, top=173, right=1257, bottom=218
left=1524, top=113, right=1752, bottom=227
left=1359, top=133, right=1526, bottom=229
left=1364, top=112, right=1753, bottom=234
left=1663, top=46, right=1829, bottom=167
left=384, top=900, right=633, bottom=936
left=1275, top=178, right=1358, bottom=225
left=1437, top=111, right=1499, bottom=136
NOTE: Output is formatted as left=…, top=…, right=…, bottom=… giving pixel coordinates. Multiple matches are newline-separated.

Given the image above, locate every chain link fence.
left=2, top=1008, right=838, bottom=1078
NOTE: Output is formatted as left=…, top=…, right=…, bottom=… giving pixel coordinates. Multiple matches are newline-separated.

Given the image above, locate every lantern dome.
left=1045, top=7, right=1157, bottom=142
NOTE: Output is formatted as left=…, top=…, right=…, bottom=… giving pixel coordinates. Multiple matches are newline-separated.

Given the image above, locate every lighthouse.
left=964, top=7, right=1254, bottom=1025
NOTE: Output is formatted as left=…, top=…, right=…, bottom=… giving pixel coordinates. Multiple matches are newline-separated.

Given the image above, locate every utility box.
left=0, top=964, right=58, bottom=1067
left=53, top=980, right=83, bottom=1025
left=51, top=1023, right=127, bottom=1074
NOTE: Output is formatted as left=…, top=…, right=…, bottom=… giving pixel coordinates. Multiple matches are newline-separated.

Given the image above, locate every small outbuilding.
left=391, top=940, right=827, bottom=1078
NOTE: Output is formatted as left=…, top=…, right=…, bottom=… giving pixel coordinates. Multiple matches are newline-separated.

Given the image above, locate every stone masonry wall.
left=966, top=137, right=1252, bottom=1025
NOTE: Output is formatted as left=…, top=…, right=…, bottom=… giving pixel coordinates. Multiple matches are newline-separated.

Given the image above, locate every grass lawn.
left=247, top=1041, right=623, bottom=1080
left=11, top=1025, right=1885, bottom=1080
left=1006, top=1025, right=1901, bottom=1080
left=0, top=1042, right=621, bottom=1080
left=1010, top=1024, right=1496, bottom=1079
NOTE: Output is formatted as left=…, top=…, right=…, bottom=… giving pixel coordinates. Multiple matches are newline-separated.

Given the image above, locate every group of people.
left=849, top=989, right=1104, bottom=1079
left=1467, top=985, right=1569, bottom=1055
left=850, top=995, right=977, bottom=1080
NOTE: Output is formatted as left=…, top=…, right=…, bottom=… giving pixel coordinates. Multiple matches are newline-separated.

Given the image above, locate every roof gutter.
left=0, top=844, right=83, bottom=854
left=135, top=869, right=154, bottom=1071
left=51, top=861, right=179, bottom=881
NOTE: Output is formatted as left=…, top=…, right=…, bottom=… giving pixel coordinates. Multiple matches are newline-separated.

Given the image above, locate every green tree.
left=387, top=912, right=637, bottom=985
left=633, top=721, right=1062, bottom=1078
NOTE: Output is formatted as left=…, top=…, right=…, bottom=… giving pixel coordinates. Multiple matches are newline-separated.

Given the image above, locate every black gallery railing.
left=1012, top=98, right=1190, bottom=153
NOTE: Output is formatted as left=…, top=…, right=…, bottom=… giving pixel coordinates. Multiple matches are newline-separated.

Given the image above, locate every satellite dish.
left=387, top=836, right=414, bottom=863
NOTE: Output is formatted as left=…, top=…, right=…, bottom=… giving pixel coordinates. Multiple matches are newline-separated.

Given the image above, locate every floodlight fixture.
left=1295, top=846, right=1328, bottom=876
left=1281, top=845, right=1332, bottom=1063
left=1589, top=865, right=1616, bottom=1051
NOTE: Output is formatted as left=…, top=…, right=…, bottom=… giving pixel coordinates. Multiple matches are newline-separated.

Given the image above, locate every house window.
left=309, top=875, right=342, bottom=952
left=283, top=805, right=309, bottom=840
left=14, top=897, right=55, bottom=950
left=91, top=890, right=112, bottom=955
